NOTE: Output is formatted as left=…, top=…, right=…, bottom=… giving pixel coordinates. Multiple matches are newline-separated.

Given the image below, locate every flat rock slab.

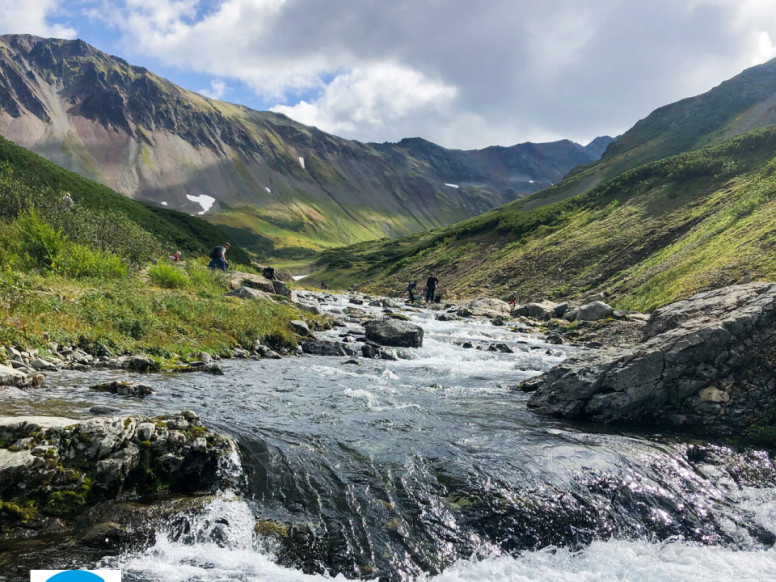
left=364, top=318, right=423, bottom=348
left=526, top=283, right=776, bottom=437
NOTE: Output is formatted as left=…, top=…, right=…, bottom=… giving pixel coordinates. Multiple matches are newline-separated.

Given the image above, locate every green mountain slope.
left=515, top=56, right=776, bottom=212
left=0, top=135, right=250, bottom=264
left=311, top=127, right=776, bottom=311
left=0, top=34, right=610, bottom=261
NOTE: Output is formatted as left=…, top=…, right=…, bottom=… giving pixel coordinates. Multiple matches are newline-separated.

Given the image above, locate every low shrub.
left=148, top=262, right=190, bottom=289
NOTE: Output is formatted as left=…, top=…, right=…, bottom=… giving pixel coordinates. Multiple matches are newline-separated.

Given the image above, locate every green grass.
left=311, top=127, right=776, bottom=310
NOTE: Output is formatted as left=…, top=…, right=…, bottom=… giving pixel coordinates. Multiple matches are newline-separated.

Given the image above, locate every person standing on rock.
left=425, top=273, right=438, bottom=303
left=208, top=242, right=230, bottom=271
left=407, top=280, right=418, bottom=302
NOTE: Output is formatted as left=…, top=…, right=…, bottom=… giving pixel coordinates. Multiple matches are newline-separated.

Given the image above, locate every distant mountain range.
left=311, top=56, right=776, bottom=308
left=0, top=34, right=612, bottom=260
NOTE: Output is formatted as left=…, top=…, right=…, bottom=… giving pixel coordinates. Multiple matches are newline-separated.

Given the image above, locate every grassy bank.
left=311, top=127, right=776, bottom=311
left=0, top=140, right=315, bottom=365
left=0, top=262, right=304, bottom=363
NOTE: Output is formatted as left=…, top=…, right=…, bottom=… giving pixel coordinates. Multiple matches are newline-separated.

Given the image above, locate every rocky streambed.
left=1, top=286, right=776, bottom=581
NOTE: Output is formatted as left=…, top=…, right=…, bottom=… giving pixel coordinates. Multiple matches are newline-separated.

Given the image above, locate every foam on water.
left=113, top=495, right=776, bottom=582
left=418, top=541, right=776, bottom=582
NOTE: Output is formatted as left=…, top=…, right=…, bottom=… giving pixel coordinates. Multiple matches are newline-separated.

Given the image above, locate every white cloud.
left=271, top=63, right=457, bottom=142
left=199, top=79, right=228, bottom=100
left=84, top=0, right=776, bottom=148
left=0, top=0, right=77, bottom=38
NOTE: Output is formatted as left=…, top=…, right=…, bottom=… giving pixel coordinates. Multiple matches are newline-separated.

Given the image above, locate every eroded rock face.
left=0, top=412, right=238, bottom=532
left=364, top=318, right=424, bottom=348
left=526, top=283, right=776, bottom=436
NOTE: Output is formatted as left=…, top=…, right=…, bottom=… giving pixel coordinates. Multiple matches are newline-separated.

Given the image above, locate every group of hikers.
left=407, top=273, right=441, bottom=303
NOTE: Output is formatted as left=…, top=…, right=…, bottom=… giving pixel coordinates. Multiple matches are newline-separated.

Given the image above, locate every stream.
left=4, top=292, right=776, bottom=581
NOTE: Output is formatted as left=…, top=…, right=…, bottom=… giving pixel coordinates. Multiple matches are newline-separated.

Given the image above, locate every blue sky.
left=3, top=0, right=776, bottom=149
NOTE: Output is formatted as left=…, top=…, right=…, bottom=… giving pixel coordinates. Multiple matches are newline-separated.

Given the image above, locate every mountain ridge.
left=0, top=34, right=612, bottom=260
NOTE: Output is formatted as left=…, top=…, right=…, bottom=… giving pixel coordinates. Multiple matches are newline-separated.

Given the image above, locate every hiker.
left=425, top=273, right=438, bottom=303
left=263, top=266, right=275, bottom=280
left=407, top=280, right=418, bottom=302
left=168, top=251, right=181, bottom=262
left=507, top=293, right=517, bottom=307
left=208, top=243, right=230, bottom=271
left=62, top=192, right=74, bottom=211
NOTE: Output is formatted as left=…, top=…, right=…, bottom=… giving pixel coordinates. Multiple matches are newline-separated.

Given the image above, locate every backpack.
left=210, top=246, right=222, bottom=260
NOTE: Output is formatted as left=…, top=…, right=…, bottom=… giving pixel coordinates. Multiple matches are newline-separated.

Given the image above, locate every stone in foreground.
left=364, top=318, right=424, bottom=348
left=526, top=283, right=776, bottom=437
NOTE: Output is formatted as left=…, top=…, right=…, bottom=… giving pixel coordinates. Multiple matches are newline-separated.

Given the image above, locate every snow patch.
left=161, top=201, right=168, bottom=206
left=186, top=194, right=216, bottom=215
left=298, top=156, right=305, bottom=169
left=528, top=180, right=535, bottom=184
left=265, top=187, right=271, bottom=193
left=444, top=183, right=459, bottom=189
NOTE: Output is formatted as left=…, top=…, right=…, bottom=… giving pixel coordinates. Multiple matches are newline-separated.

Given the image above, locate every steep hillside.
left=0, top=134, right=251, bottom=264
left=311, top=127, right=776, bottom=311
left=514, top=55, right=776, bottom=211
left=0, top=34, right=609, bottom=260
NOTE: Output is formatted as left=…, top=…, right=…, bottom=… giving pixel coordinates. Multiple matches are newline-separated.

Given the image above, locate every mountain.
left=0, top=134, right=252, bottom=265
left=0, top=34, right=611, bottom=261
left=311, top=126, right=776, bottom=310
left=514, top=55, right=776, bottom=211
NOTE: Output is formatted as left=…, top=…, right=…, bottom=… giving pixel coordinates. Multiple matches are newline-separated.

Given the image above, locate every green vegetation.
left=0, top=135, right=251, bottom=265
left=312, top=127, right=776, bottom=311
left=0, top=139, right=316, bottom=363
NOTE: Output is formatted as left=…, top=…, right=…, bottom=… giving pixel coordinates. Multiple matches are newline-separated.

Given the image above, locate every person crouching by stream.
left=407, top=280, right=418, bottom=302
left=425, top=273, right=438, bottom=303
left=208, top=242, right=230, bottom=271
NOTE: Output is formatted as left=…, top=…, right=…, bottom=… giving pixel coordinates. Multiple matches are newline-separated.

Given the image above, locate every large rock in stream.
left=526, top=283, right=776, bottom=437
left=364, top=318, right=424, bottom=348
left=0, top=412, right=239, bottom=538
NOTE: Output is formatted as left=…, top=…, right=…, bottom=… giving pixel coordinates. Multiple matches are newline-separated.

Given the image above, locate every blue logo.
left=46, top=573, right=104, bottom=582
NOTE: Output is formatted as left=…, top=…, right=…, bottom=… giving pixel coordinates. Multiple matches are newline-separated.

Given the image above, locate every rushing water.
left=5, top=292, right=776, bottom=581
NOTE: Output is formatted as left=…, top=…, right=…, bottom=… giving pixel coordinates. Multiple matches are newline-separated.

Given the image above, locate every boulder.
left=526, top=283, right=776, bottom=437
left=226, top=286, right=273, bottom=301
left=364, top=318, right=424, bottom=348
left=575, top=301, right=614, bottom=322
left=89, top=381, right=155, bottom=397
left=0, top=364, right=40, bottom=388
left=0, top=412, right=238, bottom=532
left=512, top=301, right=559, bottom=321
left=290, top=320, right=310, bottom=336
left=301, top=340, right=359, bottom=357
left=272, top=280, right=293, bottom=298
left=119, top=355, right=158, bottom=372
left=581, top=292, right=606, bottom=304
left=464, top=298, right=511, bottom=318
left=227, top=271, right=275, bottom=294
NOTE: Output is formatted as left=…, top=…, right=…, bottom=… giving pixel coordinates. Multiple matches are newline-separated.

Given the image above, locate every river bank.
left=2, top=288, right=776, bottom=580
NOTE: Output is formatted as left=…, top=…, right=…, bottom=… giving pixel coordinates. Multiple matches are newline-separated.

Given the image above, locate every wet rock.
left=348, top=297, right=364, bottom=305
left=488, top=343, right=514, bottom=353
left=462, top=342, right=474, bottom=349
left=257, top=345, right=282, bottom=359
left=0, top=363, right=41, bottom=388
left=89, top=381, right=155, bottom=397
left=181, top=362, right=225, bottom=375
left=554, top=303, right=570, bottom=318
left=118, top=355, right=158, bottom=372
left=364, top=318, right=424, bottom=348
left=436, top=313, right=456, bottom=321
left=564, top=308, right=579, bottom=322
left=0, top=412, right=239, bottom=539
left=298, top=302, right=322, bottom=315
left=575, top=301, right=614, bottom=322
left=527, top=283, right=776, bottom=437
left=545, top=333, right=564, bottom=345
left=89, top=405, right=122, bottom=415
left=225, top=286, right=273, bottom=301
left=301, top=340, right=358, bottom=357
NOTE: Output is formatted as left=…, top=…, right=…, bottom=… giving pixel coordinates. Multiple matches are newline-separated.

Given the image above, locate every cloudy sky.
left=2, top=0, right=776, bottom=149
